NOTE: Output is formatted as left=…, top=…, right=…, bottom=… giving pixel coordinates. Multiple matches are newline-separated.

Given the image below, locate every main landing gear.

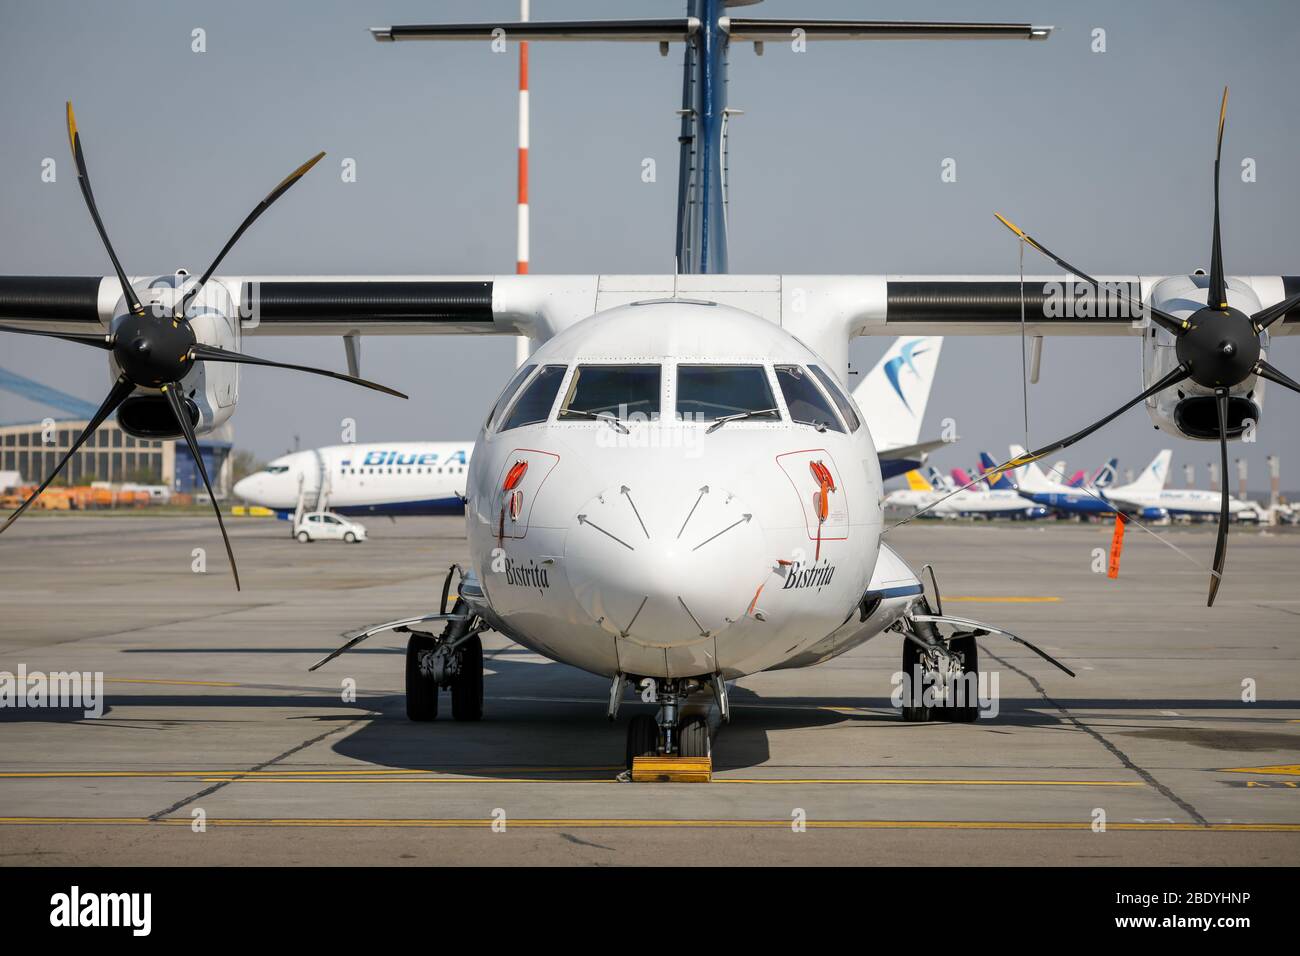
left=620, top=676, right=719, bottom=770
left=893, top=565, right=1074, bottom=723
left=899, top=621, right=979, bottom=723
left=406, top=599, right=484, bottom=722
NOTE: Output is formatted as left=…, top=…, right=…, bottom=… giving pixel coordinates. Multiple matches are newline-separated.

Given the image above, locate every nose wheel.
left=621, top=677, right=713, bottom=769
left=625, top=714, right=658, bottom=768
left=678, top=715, right=711, bottom=757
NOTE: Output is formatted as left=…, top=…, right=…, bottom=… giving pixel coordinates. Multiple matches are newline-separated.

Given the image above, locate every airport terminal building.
left=0, top=417, right=234, bottom=496
left=0, top=419, right=176, bottom=487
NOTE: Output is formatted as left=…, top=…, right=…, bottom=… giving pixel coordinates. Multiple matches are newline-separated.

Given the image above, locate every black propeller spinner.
left=0, top=102, right=409, bottom=591
left=112, top=312, right=198, bottom=387
left=992, top=87, right=1300, bottom=607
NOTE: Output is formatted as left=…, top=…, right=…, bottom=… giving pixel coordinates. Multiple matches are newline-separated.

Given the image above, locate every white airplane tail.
left=1008, top=444, right=1054, bottom=493
left=1122, top=450, right=1172, bottom=494
left=853, top=336, right=944, bottom=452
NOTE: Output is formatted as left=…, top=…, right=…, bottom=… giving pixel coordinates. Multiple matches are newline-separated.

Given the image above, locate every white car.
left=294, top=512, right=367, bottom=543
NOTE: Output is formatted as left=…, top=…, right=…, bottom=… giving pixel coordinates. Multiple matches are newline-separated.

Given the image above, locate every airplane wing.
left=4, top=274, right=1297, bottom=339
left=372, top=19, right=699, bottom=43
left=368, top=17, right=1051, bottom=45
left=880, top=438, right=950, bottom=465
left=723, top=19, right=1051, bottom=42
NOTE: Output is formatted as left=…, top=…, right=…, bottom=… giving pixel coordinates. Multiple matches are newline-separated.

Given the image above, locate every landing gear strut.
left=622, top=676, right=714, bottom=769
left=405, top=599, right=484, bottom=722
left=898, top=619, right=980, bottom=723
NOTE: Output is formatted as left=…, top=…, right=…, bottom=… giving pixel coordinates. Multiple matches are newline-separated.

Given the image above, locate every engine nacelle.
left=111, top=274, right=241, bottom=440
left=1142, top=275, right=1267, bottom=441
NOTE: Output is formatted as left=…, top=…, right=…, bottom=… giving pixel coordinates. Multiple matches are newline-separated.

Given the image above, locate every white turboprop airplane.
left=1104, top=450, right=1251, bottom=519
left=2, top=8, right=1299, bottom=763
left=233, top=441, right=473, bottom=517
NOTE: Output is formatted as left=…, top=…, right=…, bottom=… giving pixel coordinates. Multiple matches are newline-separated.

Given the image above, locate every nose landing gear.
left=619, top=676, right=716, bottom=772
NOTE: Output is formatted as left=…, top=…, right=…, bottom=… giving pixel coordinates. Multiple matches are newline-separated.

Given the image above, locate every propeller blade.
left=309, top=613, right=467, bottom=671
left=179, top=152, right=326, bottom=315
left=1254, top=359, right=1300, bottom=397
left=1208, top=87, right=1229, bottom=311
left=993, top=213, right=1189, bottom=336
left=0, top=323, right=112, bottom=349
left=1251, top=291, right=1300, bottom=333
left=163, top=383, right=240, bottom=591
left=1207, top=389, right=1231, bottom=607
left=189, top=343, right=408, bottom=399
left=0, top=376, right=135, bottom=535
left=1006, top=363, right=1191, bottom=468
left=65, top=102, right=144, bottom=318
left=909, top=613, right=1076, bottom=678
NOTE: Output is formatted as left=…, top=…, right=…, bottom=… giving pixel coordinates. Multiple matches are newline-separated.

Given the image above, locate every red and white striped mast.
left=514, top=0, right=531, bottom=365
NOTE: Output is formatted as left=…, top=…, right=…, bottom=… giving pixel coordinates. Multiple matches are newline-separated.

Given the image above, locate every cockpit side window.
left=558, top=365, right=661, bottom=422
left=808, top=365, right=862, bottom=432
left=500, top=365, right=567, bottom=431
left=265, top=466, right=290, bottom=474
left=774, top=365, right=845, bottom=433
left=486, top=363, right=536, bottom=431
left=675, top=364, right=780, bottom=423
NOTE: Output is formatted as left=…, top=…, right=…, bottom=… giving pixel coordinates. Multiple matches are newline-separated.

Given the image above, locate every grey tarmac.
left=0, top=515, right=1297, bottom=866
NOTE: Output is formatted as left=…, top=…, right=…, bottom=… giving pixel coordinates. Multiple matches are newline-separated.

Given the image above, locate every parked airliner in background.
left=885, top=465, right=1047, bottom=519
left=992, top=447, right=1174, bottom=521
left=1104, top=449, right=1252, bottom=519
left=997, top=446, right=1120, bottom=518
left=233, top=442, right=472, bottom=518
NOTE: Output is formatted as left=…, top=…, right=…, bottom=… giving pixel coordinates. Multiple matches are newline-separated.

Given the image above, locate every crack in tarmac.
left=984, top=648, right=1210, bottom=826
left=147, top=714, right=374, bottom=821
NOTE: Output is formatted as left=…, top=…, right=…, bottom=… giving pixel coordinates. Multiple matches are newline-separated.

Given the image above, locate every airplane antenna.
left=514, top=0, right=532, bottom=368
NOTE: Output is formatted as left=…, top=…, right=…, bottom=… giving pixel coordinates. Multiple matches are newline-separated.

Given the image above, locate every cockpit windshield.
left=486, top=363, right=536, bottom=430
left=264, top=466, right=290, bottom=474
left=675, top=364, right=780, bottom=423
left=774, top=365, right=845, bottom=433
left=500, top=365, right=567, bottom=431
left=558, top=365, right=661, bottom=422
left=808, top=365, right=862, bottom=432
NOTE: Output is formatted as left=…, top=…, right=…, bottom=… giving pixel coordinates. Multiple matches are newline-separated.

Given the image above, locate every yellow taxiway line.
left=105, top=677, right=242, bottom=687
left=0, top=769, right=1143, bottom=787
left=0, top=817, right=1297, bottom=832
left=944, top=596, right=1061, bottom=603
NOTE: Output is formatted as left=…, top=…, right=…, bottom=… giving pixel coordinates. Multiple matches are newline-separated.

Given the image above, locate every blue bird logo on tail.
left=883, top=339, right=930, bottom=415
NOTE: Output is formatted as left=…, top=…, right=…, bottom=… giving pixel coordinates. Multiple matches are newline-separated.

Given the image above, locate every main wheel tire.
left=296, top=531, right=310, bottom=543
left=625, top=714, right=659, bottom=769
left=678, top=715, right=711, bottom=758
left=450, top=634, right=484, bottom=721
left=900, top=636, right=932, bottom=722
left=405, top=633, right=438, bottom=721
left=936, top=634, right=980, bottom=723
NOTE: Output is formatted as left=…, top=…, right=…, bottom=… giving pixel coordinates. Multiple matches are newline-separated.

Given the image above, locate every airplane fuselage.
left=234, top=442, right=473, bottom=516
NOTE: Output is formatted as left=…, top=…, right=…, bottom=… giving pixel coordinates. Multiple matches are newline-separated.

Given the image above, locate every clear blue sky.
left=1, top=0, right=1297, bottom=490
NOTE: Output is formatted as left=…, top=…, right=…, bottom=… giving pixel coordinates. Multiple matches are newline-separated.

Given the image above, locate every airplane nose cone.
left=232, top=475, right=259, bottom=501
left=564, top=482, right=768, bottom=648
